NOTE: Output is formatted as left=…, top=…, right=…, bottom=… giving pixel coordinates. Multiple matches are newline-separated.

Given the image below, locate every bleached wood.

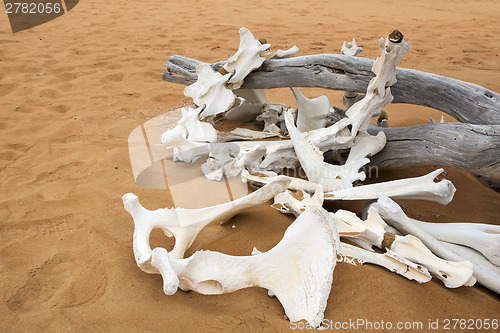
left=163, top=54, right=500, bottom=125
left=366, top=123, right=500, bottom=185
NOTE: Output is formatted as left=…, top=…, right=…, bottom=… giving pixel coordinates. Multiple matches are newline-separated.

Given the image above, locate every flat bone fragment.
left=284, top=110, right=368, bottom=190
left=338, top=242, right=432, bottom=283
left=291, top=87, right=330, bottom=132
left=122, top=176, right=291, bottom=271
left=372, top=197, right=477, bottom=287
left=223, top=27, right=271, bottom=90
left=401, top=218, right=500, bottom=266
left=184, top=63, right=235, bottom=118
left=150, top=203, right=338, bottom=328
left=178, top=106, right=217, bottom=142
left=345, top=131, right=386, bottom=164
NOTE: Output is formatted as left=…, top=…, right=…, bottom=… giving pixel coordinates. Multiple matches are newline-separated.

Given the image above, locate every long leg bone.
left=409, top=219, right=500, bottom=266
left=150, top=203, right=339, bottom=328
left=371, top=197, right=478, bottom=288
left=324, top=168, right=456, bottom=205
left=244, top=168, right=456, bottom=205
left=122, top=176, right=291, bottom=271
left=271, top=193, right=465, bottom=286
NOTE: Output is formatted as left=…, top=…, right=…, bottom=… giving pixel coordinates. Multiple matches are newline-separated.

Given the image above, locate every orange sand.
left=0, top=0, right=499, bottom=331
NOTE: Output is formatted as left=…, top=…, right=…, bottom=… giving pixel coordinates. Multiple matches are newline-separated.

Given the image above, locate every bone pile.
left=123, top=28, right=500, bottom=328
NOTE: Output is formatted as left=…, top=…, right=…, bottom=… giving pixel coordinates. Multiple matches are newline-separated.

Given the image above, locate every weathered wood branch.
left=163, top=54, right=500, bottom=125
left=366, top=123, right=500, bottom=186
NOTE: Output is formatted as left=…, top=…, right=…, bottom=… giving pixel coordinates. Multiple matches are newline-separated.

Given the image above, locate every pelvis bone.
left=122, top=177, right=291, bottom=272
left=149, top=203, right=338, bottom=328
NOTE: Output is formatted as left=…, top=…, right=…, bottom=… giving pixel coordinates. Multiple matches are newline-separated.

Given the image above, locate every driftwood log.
left=162, top=54, right=500, bottom=186
left=163, top=54, right=500, bottom=125
left=367, top=123, right=500, bottom=187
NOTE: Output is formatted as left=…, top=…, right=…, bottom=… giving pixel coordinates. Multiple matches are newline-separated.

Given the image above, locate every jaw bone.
left=149, top=203, right=338, bottom=328
left=122, top=176, right=291, bottom=271
left=284, top=110, right=368, bottom=191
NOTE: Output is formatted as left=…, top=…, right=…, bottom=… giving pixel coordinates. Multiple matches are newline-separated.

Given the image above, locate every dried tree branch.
left=163, top=54, right=500, bottom=125
left=366, top=123, right=500, bottom=186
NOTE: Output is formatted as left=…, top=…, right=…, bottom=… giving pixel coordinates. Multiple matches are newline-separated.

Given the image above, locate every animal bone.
left=284, top=110, right=368, bottom=190
left=223, top=27, right=272, bottom=90
left=177, top=106, right=217, bottom=142
left=338, top=242, right=432, bottom=283
left=371, top=197, right=477, bottom=288
left=272, top=193, right=457, bottom=286
left=291, top=87, right=330, bottom=132
left=439, top=242, right=500, bottom=294
left=245, top=168, right=456, bottom=205
left=122, top=176, right=290, bottom=271
left=344, top=131, right=386, bottom=164
left=324, top=168, right=456, bottom=205
left=184, top=63, right=236, bottom=118
left=409, top=219, right=500, bottom=266
left=149, top=203, right=339, bottom=328
left=341, top=38, right=363, bottom=110
left=272, top=45, right=300, bottom=59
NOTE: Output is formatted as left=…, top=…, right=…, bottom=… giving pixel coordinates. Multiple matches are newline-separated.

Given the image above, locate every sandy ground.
left=1, top=0, right=499, bottom=331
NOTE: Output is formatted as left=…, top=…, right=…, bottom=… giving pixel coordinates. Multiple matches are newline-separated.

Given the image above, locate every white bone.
left=218, top=127, right=283, bottom=142
left=341, top=39, right=363, bottom=110
left=284, top=110, right=368, bottom=190
left=390, top=235, right=475, bottom=288
left=338, top=242, right=432, bottom=283
left=341, top=39, right=363, bottom=56
left=345, top=131, right=386, bottom=164
left=291, top=87, right=330, bottom=132
left=345, top=37, right=410, bottom=136
left=410, top=219, right=500, bottom=266
left=122, top=176, right=290, bottom=271
left=184, top=63, right=235, bottom=118
left=272, top=186, right=323, bottom=217
left=324, top=168, right=456, bottom=205
left=272, top=45, right=300, bottom=59
left=246, top=167, right=455, bottom=206
left=256, top=103, right=289, bottom=134
left=223, top=27, right=271, bottom=90
left=150, top=203, right=339, bottom=328
left=372, top=197, right=477, bottom=288
left=178, top=106, right=217, bottom=142
left=440, top=242, right=500, bottom=293
left=331, top=207, right=387, bottom=251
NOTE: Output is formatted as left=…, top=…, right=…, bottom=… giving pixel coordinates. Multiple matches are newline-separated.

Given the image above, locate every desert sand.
left=0, top=0, right=499, bottom=331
